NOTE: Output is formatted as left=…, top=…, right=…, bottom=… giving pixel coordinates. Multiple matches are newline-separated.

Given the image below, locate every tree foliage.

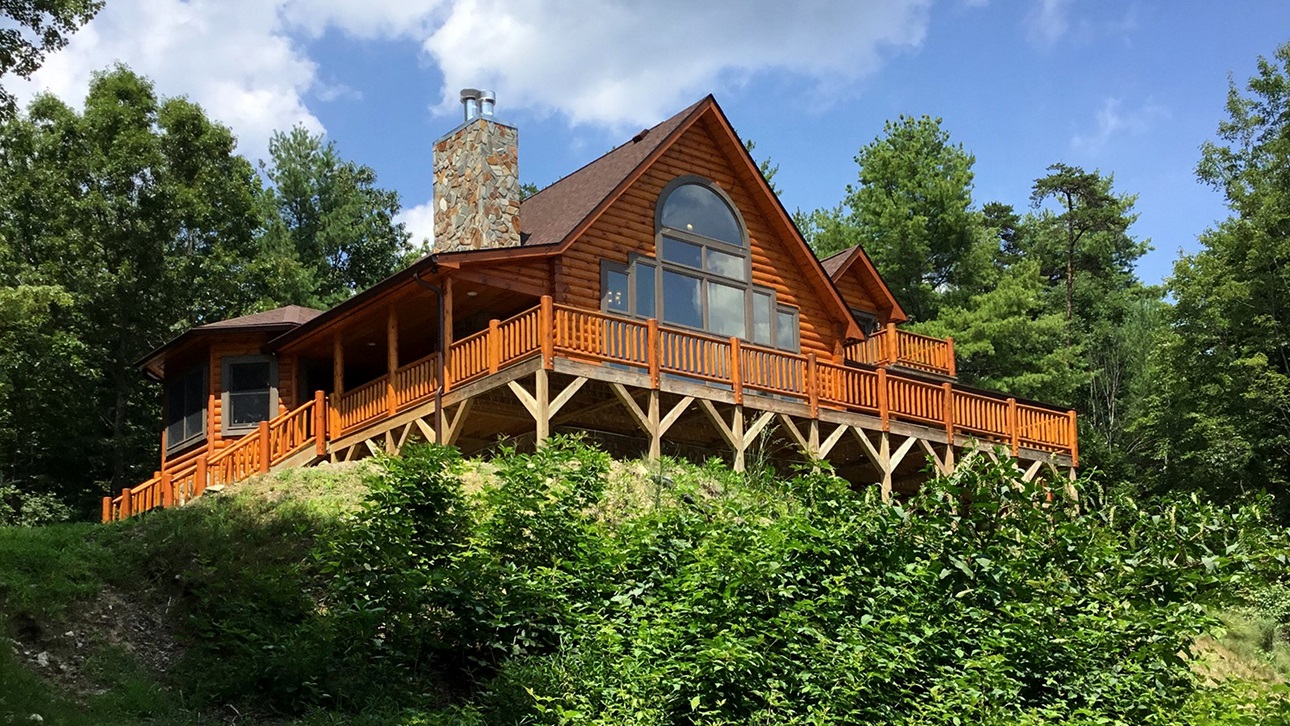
left=803, top=115, right=987, bottom=322
left=1138, top=41, right=1290, bottom=507
left=0, top=0, right=103, bottom=118
left=164, top=440, right=1287, bottom=723
left=257, top=126, right=411, bottom=309
left=0, top=67, right=409, bottom=514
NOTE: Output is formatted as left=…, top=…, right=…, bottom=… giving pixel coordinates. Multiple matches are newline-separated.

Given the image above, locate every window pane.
left=229, top=392, right=270, bottom=426
left=635, top=262, right=656, bottom=319
left=708, top=282, right=746, bottom=338
left=167, top=382, right=186, bottom=424
left=184, top=369, right=204, bottom=415
left=852, top=309, right=880, bottom=336
left=661, top=236, right=702, bottom=269
left=661, top=183, right=742, bottom=245
left=752, top=291, right=773, bottom=345
left=166, top=418, right=185, bottom=447
left=185, top=408, right=205, bottom=440
left=603, top=267, right=628, bottom=312
left=705, top=248, right=747, bottom=281
left=228, top=362, right=269, bottom=392
left=661, top=270, right=702, bottom=329
left=777, top=308, right=799, bottom=351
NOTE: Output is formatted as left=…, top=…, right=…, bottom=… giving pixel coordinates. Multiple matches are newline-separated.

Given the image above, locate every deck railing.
left=846, top=323, right=956, bottom=378
left=108, top=298, right=1075, bottom=522
left=103, top=393, right=326, bottom=522
left=546, top=302, right=1073, bottom=462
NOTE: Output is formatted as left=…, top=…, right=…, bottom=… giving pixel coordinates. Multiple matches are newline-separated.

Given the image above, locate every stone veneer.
left=433, top=117, right=520, bottom=252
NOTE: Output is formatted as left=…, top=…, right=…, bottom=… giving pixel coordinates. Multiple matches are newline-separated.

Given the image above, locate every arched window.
left=601, top=176, right=799, bottom=351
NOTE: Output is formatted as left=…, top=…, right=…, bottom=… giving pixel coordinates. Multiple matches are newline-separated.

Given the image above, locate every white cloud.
left=1026, top=0, right=1072, bottom=46
left=397, top=199, right=436, bottom=249
left=422, top=0, right=933, bottom=129
left=12, top=0, right=323, bottom=161
left=1071, top=97, right=1170, bottom=154
left=11, top=0, right=933, bottom=162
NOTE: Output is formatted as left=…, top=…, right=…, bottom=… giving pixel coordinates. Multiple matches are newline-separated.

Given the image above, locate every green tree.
left=257, top=126, right=410, bottom=309
left=1139, top=41, right=1290, bottom=507
left=911, top=261, right=1079, bottom=403
left=0, top=0, right=103, bottom=118
left=0, top=66, right=262, bottom=506
left=804, top=115, right=988, bottom=322
left=1029, top=164, right=1145, bottom=350
left=742, top=137, right=780, bottom=195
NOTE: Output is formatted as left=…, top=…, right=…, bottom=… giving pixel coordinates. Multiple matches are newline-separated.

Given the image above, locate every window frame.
left=594, top=175, right=801, bottom=354
left=165, top=365, right=207, bottom=454
left=220, top=354, right=279, bottom=436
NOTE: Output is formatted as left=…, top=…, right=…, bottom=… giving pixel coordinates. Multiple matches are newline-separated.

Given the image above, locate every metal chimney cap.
left=478, top=89, right=496, bottom=117
left=460, top=88, right=481, bottom=101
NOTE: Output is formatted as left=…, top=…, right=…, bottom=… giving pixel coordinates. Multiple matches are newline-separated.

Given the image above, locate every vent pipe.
left=460, top=88, right=481, bottom=121
left=478, top=90, right=496, bottom=117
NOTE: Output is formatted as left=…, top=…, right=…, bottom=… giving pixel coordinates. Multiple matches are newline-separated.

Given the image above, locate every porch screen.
left=165, top=366, right=206, bottom=451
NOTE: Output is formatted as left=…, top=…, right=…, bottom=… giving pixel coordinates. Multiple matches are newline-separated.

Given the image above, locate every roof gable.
left=547, top=96, right=862, bottom=341
left=820, top=246, right=908, bottom=323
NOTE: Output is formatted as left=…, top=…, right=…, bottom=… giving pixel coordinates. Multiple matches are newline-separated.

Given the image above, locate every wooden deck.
left=105, top=297, right=1077, bottom=522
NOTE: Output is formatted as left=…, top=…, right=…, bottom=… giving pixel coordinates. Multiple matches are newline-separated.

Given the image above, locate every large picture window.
left=221, top=355, right=278, bottom=435
left=598, top=179, right=799, bottom=355
left=598, top=176, right=801, bottom=352
left=166, top=366, right=207, bottom=452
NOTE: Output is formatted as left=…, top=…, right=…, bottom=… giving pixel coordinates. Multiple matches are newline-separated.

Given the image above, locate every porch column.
left=387, top=305, right=399, bottom=416
left=331, top=332, right=344, bottom=435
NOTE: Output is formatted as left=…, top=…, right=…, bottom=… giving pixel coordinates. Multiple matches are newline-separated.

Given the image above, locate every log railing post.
left=195, top=454, right=208, bottom=497
left=1007, top=397, right=1019, bottom=457
left=942, top=382, right=954, bottom=441
left=540, top=295, right=554, bottom=369
left=885, top=322, right=898, bottom=366
left=258, top=420, right=271, bottom=473
left=730, top=337, right=743, bottom=405
left=101, top=496, right=112, bottom=523
left=120, top=488, right=132, bottom=519
left=313, top=390, right=327, bottom=456
left=488, top=319, right=501, bottom=374
left=1068, top=409, right=1079, bottom=468
left=161, top=470, right=173, bottom=509
left=877, top=367, right=889, bottom=431
left=946, top=336, right=957, bottom=378
left=332, top=332, right=344, bottom=438
left=387, top=305, right=398, bottom=416
left=647, top=319, right=660, bottom=389
left=807, top=353, right=819, bottom=418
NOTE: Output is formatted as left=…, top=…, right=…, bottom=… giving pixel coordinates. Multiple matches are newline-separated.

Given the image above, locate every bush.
left=0, top=480, right=72, bottom=526
left=62, top=438, right=1285, bottom=723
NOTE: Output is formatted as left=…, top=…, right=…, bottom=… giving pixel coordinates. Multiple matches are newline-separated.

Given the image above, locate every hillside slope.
left=2, top=441, right=1289, bottom=725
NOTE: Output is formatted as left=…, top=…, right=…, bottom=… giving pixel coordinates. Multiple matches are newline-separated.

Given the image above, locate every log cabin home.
left=105, top=92, right=1078, bottom=522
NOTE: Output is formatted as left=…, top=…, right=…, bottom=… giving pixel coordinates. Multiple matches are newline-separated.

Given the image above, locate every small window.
left=221, top=355, right=278, bottom=434
left=602, top=264, right=629, bottom=313
left=852, top=308, right=881, bottom=337
left=634, top=262, right=656, bottom=319
left=166, top=366, right=207, bottom=451
left=776, top=307, right=799, bottom=351
left=752, top=291, right=773, bottom=345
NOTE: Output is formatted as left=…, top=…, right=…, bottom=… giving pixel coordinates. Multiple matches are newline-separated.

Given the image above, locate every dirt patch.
left=8, top=584, right=181, bottom=698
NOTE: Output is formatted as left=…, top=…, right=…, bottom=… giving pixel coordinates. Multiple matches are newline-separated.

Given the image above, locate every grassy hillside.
left=2, top=441, right=1290, bottom=725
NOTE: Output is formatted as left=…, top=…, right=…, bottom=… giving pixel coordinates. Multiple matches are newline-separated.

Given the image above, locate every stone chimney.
left=432, top=89, right=520, bottom=252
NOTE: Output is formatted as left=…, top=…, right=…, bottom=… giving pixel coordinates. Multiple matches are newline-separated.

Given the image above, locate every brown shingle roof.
left=195, top=304, right=323, bottom=330
left=517, top=97, right=707, bottom=247
left=820, top=247, right=854, bottom=278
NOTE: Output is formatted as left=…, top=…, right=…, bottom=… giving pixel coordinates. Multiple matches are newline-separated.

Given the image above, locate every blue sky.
left=14, top=1, right=1290, bottom=285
